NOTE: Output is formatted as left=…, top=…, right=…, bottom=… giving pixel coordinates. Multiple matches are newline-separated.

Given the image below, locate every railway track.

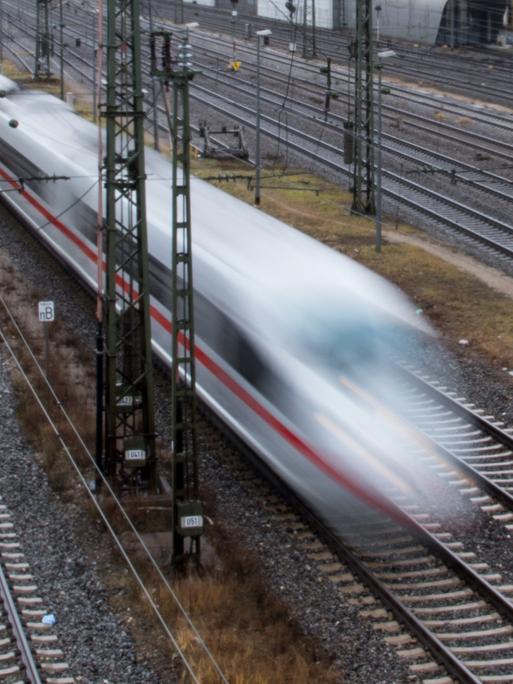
left=10, top=0, right=513, bottom=152
left=58, top=2, right=513, bottom=145
left=149, top=0, right=513, bottom=109
left=223, top=355, right=513, bottom=682
left=190, top=53, right=513, bottom=207
left=183, top=31, right=513, bottom=134
left=0, top=494, right=73, bottom=683
left=191, top=38, right=513, bottom=137
left=7, top=1, right=513, bottom=264
left=395, top=366, right=513, bottom=524
left=228, top=401, right=513, bottom=684
left=7, top=173, right=513, bottom=682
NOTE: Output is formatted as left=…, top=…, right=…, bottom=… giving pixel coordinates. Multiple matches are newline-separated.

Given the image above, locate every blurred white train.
left=0, top=77, right=450, bottom=531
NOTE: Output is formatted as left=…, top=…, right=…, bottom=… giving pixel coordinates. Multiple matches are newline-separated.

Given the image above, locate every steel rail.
left=186, top=83, right=513, bottom=257
left=147, top=0, right=513, bottom=108
left=0, top=557, right=42, bottom=683
left=165, top=24, right=513, bottom=133
left=9, top=2, right=513, bottom=166
left=396, top=364, right=513, bottom=514
left=2, top=37, right=34, bottom=74
left=190, top=38, right=513, bottom=158
left=191, top=38, right=513, bottom=154
left=204, top=409, right=491, bottom=684
left=6, top=6, right=513, bottom=261
left=13, top=0, right=513, bottom=137
left=59, top=0, right=513, bottom=114
left=192, top=59, right=513, bottom=204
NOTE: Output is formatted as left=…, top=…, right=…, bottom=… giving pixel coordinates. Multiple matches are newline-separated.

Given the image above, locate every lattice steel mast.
left=103, top=0, right=156, bottom=489
left=351, top=0, right=375, bottom=215
left=302, top=0, right=317, bottom=58
left=150, top=31, right=203, bottom=566
left=35, top=0, right=51, bottom=79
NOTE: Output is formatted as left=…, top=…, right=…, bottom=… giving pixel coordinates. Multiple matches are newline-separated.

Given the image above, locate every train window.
left=305, top=321, right=380, bottom=367
left=195, top=295, right=273, bottom=396
left=291, top=297, right=405, bottom=374
left=74, top=201, right=97, bottom=242
left=232, top=329, right=267, bottom=390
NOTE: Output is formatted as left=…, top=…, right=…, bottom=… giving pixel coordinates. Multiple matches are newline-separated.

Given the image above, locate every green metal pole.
left=104, top=0, right=157, bottom=490
left=35, top=0, right=51, bottom=79
left=59, top=0, right=64, bottom=99
left=149, top=28, right=203, bottom=567
left=170, top=34, right=202, bottom=566
left=351, top=0, right=375, bottom=216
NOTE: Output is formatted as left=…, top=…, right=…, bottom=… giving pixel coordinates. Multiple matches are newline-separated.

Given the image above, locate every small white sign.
left=125, top=449, right=146, bottom=461
left=38, top=301, right=55, bottom=322
left=181, top=515, right=203, bottom=529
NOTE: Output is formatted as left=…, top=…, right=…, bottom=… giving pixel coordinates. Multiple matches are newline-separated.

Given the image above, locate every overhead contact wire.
left=0, top=295, right=230, bottom=684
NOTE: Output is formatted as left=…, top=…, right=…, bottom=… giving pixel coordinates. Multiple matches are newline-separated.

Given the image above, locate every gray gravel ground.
left=0, top=352, right=167, bottom=683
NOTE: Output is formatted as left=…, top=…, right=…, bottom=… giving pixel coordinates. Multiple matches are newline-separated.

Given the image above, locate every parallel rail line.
left=220, top=399, right=513, bottom=684
left=396, top=365, right=513, bottom=520
left=192, top=57, right=513, bottom=205
left=8, top=6, right=513, bottom=682
left=6, top=2, right=513, bottom=262
left=0, top=493, right=73, bottom=683
left=149, top=0, right=513, bottom=108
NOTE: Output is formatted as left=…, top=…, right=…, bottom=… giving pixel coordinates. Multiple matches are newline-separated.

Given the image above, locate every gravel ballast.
left=0, top=353, right=167, bottom=683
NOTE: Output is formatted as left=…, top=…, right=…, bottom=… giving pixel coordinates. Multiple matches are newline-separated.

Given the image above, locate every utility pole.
left=103, top=0, right=157, bottom=491
left=35, top=0, right=51, bottom=79
left=174, top=0, right=184, bottom=24
left=148, top=0, right=160, bottom=150
left=58, top=0, right=64, bottom=99
left=375, top=49, right=396, bottom=253
left=255, top=28, right=271, bottom=206
left=150, top=29, right=203, bottom=567
left=0, top=0, right=3, bottom=73
left=302, top=0, right=317, bottom=58
left=351, top=0, right=375, bottom=215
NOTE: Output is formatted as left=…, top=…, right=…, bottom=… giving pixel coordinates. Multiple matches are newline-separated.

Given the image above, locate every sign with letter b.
left=38, top=301, right=55, bottom=322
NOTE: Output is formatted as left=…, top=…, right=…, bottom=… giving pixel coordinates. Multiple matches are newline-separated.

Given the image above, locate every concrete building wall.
left=184, top=0, right=216, bottom=8
left=257, top=0, right=334, bottom=29
left=340, top=0, right=507, bottom=46
left=343, top=0, right=448, bottom=45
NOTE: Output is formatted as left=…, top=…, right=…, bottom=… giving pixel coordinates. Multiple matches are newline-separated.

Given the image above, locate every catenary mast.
left=351, top=0, right=375, bottom=215
left=102, top=0, right=156, bottom=490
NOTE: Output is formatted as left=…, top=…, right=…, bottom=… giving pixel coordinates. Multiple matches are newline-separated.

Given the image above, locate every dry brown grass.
left=106, top=523, right=343, bottom=684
